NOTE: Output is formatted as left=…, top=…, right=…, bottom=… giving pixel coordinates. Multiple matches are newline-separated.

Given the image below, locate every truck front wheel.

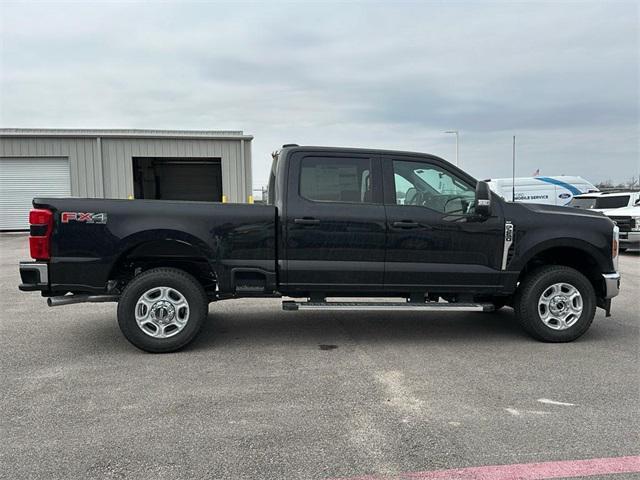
left=515, top=265, right=596, bottom=342
left=117, top=268, right=209, bottom=353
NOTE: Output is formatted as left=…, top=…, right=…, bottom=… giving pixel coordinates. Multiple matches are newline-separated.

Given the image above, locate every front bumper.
left=602, top=272, right=621, bottom=300
left=619, top=231, right=640, bottom=249
left=19, top=261, right=49, bottom=291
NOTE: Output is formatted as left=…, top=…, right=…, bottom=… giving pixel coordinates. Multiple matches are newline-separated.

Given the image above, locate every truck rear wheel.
left=117, top=268, right=208, bottom=353
left=514, top=265, right=596, bottom=342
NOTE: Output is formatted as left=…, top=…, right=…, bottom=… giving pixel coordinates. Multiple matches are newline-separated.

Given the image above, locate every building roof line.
left=0, top=128, right=253, bottom=140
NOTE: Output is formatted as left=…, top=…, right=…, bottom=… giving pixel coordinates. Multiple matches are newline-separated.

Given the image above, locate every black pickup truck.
left=19, top=145, right=621, bottom=352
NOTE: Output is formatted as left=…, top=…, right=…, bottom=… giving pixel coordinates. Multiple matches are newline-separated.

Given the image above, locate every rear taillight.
left=29, top=209, right=53, bottom=260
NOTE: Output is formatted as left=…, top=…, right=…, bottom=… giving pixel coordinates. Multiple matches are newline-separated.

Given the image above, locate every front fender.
left=510, top=237, right=611, bottom=272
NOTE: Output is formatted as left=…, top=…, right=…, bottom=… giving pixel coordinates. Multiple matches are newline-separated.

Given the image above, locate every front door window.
left=393, top=160, right=475, bottom=215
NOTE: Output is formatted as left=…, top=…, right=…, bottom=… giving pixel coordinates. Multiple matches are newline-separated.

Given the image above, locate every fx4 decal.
left=61, top=212, right=108, bottom=224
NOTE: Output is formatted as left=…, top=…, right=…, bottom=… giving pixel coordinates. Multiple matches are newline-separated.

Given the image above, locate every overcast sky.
left=1, top=1, right=638, bottom=188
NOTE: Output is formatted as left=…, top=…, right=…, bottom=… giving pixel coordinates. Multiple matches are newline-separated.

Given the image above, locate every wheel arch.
left=514, top=240, right=608, bottom=298
left=108, top=230, right=218, bottom=292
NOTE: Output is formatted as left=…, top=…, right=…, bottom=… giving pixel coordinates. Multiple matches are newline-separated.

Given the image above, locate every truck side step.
left=282, top=301, right=494, bottom=312
left=235, top=285, right=266, bottom=294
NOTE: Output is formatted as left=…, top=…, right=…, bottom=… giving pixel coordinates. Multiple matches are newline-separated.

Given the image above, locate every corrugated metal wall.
left=0, top=135, right=252, bottom=203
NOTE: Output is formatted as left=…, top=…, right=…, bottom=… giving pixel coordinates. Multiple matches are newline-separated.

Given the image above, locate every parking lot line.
left=537, top=398, right=576, bottom=406
left=332, top=455, right=640, bottom=480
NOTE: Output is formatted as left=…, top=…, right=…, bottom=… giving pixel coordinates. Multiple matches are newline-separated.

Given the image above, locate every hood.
left=602, top=205, right=640, bottom=217
left=520, top=202, right=608, bottom=219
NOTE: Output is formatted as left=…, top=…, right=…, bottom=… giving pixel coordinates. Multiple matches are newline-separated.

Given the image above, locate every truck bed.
left=33, top=198, right=277, bottom=295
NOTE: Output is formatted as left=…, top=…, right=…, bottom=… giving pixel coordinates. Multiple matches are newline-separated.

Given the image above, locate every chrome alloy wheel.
left=135, top=286, right=190, bottom=338
left=537, top=282, right=583, bottom=330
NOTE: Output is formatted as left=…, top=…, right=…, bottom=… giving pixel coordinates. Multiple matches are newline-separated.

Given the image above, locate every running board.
left=282, top=301, right=494, bottom=312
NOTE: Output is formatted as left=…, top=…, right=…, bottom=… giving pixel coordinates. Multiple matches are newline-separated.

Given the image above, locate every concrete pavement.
left=1, top=234, right=638, bottom=479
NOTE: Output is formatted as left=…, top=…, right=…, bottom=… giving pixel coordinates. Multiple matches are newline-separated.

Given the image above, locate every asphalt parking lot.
left=1, top=233, right=638, bottom=480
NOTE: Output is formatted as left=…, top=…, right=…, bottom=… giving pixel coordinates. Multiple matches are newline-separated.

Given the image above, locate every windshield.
left=569, top=197, right=597, bottom=209
left=413, top=168, right=470, bottom=195
left=595, top=196, right=630, bottom=209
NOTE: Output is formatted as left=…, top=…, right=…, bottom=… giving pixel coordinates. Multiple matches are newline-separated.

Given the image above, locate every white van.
left=486, top=176, right=598, bottom=206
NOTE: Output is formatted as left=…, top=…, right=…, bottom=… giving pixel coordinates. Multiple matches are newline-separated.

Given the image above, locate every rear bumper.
left=19, top=261, right=49, bottom=291
left=602, top=272, right=621, bottom=299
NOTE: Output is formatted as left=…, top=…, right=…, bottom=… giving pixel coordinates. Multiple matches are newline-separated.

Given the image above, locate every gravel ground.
left=1, top=233, right=638, bottom=480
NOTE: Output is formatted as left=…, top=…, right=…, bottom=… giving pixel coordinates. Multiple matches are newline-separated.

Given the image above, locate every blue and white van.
left=486, top=176, right=598, bottom=206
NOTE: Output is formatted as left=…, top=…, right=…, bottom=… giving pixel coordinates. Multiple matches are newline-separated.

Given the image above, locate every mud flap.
left=597, top=298, right=612, bottom=317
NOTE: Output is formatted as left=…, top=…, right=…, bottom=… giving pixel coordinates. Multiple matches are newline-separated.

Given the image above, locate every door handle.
left=392, top=220, right=420, bottom=229
left=294, top=217, right=320, bottom=225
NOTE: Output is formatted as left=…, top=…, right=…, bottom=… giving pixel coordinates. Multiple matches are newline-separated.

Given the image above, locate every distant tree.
left=596, top=179, right=614, bottom=189
left=625, top=176, right=639, bottom=189
left=596, top=177, right=640, bottom=191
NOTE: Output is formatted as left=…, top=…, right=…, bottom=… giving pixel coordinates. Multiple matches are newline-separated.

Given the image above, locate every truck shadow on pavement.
left=183, top=308, right=615, bottom=353
left=61, top=307, right=617, bottom=354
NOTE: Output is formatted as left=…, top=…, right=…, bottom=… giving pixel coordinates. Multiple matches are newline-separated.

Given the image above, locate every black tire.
left=618, top=247, right=628, bottom=253
left=514, top=265, right=596, bottom=342
left=117, top=268, right=208, bottom=353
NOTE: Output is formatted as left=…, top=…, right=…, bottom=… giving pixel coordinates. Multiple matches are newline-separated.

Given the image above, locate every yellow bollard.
left=221, top=195, right=227, bottom=203
left=248, top=195, right=254, bottom=204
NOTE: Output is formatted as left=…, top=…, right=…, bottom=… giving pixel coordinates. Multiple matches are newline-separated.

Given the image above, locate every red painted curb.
left=330, top=455, right=640, bottom=480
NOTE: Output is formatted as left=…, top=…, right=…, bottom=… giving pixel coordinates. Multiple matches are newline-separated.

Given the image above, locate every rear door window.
left=300, top=156, right=374, bottom=203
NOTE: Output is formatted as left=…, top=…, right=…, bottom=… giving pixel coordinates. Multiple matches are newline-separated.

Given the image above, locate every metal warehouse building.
left=0, top=128, right=253, bottom=229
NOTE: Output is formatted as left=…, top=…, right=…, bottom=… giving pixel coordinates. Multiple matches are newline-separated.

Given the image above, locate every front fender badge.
left=502, top=221, right=514, bottom=270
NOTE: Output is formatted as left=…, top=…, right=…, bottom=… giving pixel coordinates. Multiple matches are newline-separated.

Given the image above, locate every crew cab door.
left=283, top=151, right=386, bottom=291
left=383, top=155, right=504, bottom=291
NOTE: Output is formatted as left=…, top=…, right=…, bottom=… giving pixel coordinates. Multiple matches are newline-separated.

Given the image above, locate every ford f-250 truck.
left=19, top=145, right=621, bottom=352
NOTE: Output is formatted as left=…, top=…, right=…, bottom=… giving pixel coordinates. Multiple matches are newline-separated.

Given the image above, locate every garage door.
left=0, top=157, right=71, bottom=230
left=133, top=157, right=223, bottom=201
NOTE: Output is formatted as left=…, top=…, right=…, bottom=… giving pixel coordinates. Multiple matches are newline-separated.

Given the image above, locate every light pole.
left=512, top=135, right=516, bottom=202
left=444, top=130, right=459, bottom=166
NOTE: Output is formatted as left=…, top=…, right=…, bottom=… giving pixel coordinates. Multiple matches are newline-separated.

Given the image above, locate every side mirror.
left=475, top=181, right=492, bottom=217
